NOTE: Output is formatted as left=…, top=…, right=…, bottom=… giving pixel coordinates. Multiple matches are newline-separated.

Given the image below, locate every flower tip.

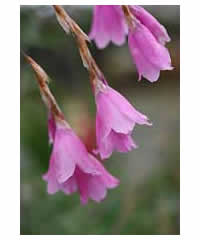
left=42, top=173, right=48, bottom=181
left=138, top=73, right=142, bottom=81
left=159, top=36, right=171, bottom=45
left=146, top=120, right=153, bottom=126
left=47, top=189, right=57, bottom=195
left=168, top=65, right=174, bottom=71
left=109, top=178, right=120, bottom=189
left=134, top=144, right=139, bottom=149
left=148, top=75, right=160, bottom=83
left=80, top=197, right=88, bottom=205
left=115, top=179, right=120, bottom=186
left=96, top=41, right=109, bottom=49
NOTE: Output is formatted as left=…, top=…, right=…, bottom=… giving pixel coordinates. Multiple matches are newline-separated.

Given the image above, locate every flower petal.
left=96, top=89, right=135, bottom=134
left=106, top=86, right=152, bottom=125
left=89, top=6, right=127, bottom=48
left=52, top=127, right=76, bottom=183
left=88, top=154, right=120, bottom=188
left=130, top=5, right=171, bottom=45
left=88, top=177, right=107, bottom=202
left=62, top=175, right=78, bottom=194
left=128, top=21, right=173, bottom=82
left=42, top=157, right=60, bottom=194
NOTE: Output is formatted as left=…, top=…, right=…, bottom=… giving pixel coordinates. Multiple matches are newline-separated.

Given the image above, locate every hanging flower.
left=128, top=20, right=173, bottom=82
left=25, top=54, right=119, bottom=204
left=130, top=5, right=171, bottom=45
left=94, top=80, right=152, bottom=159
left=89, top=5, right=173, bottom=82
left=53, top=5, right=152, bottom=160
left=43, top=118, right=119, bottom=204
left=89, top=5, right=128, bottom=48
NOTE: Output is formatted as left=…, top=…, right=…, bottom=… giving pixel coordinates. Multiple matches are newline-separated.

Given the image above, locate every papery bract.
left=94, top=82, right=151, bottom=159
left=128, top=20, right=173, bottom=82
left=43, top=119, right=119, bottom=204
left=89, top=5, right=128, bottom=48
left=130, top=5, right=170, bottom=45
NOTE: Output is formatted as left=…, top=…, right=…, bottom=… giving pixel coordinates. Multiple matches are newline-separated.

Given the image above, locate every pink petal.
left=128, top=21, right=172, bottom=82
left=88, top=177, right=107, bottom=202
left=42, top=157, right=60, bottom=194
left=110, top=6, right=128, bottom=45
left=96, top=130, right=137, bottom=159
left=108, top=130, right=137, bottom=152
left=89, top=6, right=127, bottom=48
left=74, top=168, right=89, bottom=205
left=130, top=5, right=171, bottom=45
left=96, top=111, right=111, bottom=144
left=128, top=39, right=161, bottom=82
left=96, top=90, right=135, bottom=134
left=88, top=154, right=120, bottom=188
left=52, top=127, right=76, bottom=183
left=106, top=86, right=152, bottom=125
left=62, top=175, right=78, bottom=194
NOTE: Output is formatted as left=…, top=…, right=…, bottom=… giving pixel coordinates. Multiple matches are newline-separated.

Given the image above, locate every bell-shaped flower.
left=25, top=54, right=119, bottom=204
left=128, top=20, right=173, bottom=82
left=94, top=81, right=152, bottom=159
left=89, top=5, right=128, bottom=48
left=43, top=117, right=119, bottom=204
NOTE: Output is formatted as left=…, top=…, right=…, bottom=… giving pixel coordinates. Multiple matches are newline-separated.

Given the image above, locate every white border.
left=19, top=1, right=181, bottom=5
left=4, top=1, right=196, bottom=240
left=0, top=1, right=20, bottom=239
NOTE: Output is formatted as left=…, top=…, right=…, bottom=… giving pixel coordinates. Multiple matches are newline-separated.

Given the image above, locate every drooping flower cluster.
left=53, top=5, right=152, bottom=160
left=24, top=5, right=173, bottom=204
left=89, top=5, right=173, bottom=82
left=25, top=55, right=119, bottom=204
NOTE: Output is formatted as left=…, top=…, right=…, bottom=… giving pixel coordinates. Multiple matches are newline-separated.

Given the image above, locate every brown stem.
left=53, top=5, right=106, bottom=91
left=122, top=5, right=135, bottom=30
left=23, top=53, right=66, bottom=124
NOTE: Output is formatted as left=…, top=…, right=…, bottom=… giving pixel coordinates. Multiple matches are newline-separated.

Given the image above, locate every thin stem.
left=53, top=5, right=107, bottom=92
left=121, top=5, right=135, bottom=30
left=23, top=53, right=68, bottom=125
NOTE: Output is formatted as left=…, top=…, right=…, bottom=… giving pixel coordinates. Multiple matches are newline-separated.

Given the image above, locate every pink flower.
left=128, top=20, right=173, bottom=82
left=94, top=82, right=152, bottom=159
left=43, top=117, right=119, bottom=204
left=89, top=5, right=127, bottom=49
left=89, top=5, right=173, bottom=82
left=130, top=5, right=170, bottom=45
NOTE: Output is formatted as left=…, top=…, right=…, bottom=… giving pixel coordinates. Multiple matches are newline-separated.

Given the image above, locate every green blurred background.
left=20, top=5, right=180, bottom=235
